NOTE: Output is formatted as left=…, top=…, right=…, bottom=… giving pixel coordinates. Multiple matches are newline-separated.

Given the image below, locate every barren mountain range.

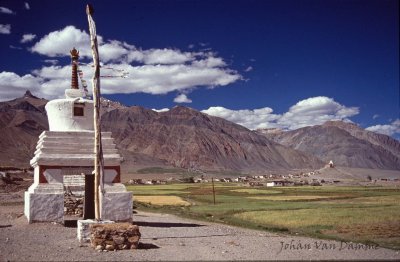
left=258, top=121, right=400, bottom=170
left=101, top=105, right=323, bottom=171
left=0, top=91, right=48, bottom=167
left=0, top=91, right=399, bottom=171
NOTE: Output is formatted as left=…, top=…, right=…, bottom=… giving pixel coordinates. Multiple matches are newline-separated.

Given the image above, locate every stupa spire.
left=70, top=48, right=80, bottom=89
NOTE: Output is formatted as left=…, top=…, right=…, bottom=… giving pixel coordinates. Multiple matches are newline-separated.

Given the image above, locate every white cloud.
left=202, top=106, right=280, bottom=130
left=20, top=33, right=36, bottom=43
left=192, top=56, right=226, bottom=68
left=152, top=108, right=170, bottom=112
left=20, top=60, right=240, bottom=99
left=174, top=94, right=192, bottom=103
left=30, top=26, right=195, bottom=65
left=372, top=114, right=379, bottom=120
left=141, top=48, right=194, bottom=64
left=44, top=59, right=59, bottom=65
left=25, top=2, right=30, bottom=10
left=0, top=72, right=44, bottom=101
left=9, top=45, right=22, bottom=50
left=32, top=65, right=71, bottom=79
left=278, top=96, right=359, bottom=130
left=0, top=26, right=241, bottom=102
left=99, top=63, right=240, bottom=95
left=202, top=96, right=359, bottom=131
left=31, top=26, right=92, bottom=58
left=0, top=7, right=14, bottom=14
left=366, top=119, right=400, bottom=136
left=0, top=24, right=11, bottom=34
left=244, top=66, right=253, bottom=72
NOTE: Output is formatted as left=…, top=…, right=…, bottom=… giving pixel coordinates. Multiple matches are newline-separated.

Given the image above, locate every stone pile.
left=64, top=195, right=83, bottom=216
left=90, top=223, right=141, bottom=251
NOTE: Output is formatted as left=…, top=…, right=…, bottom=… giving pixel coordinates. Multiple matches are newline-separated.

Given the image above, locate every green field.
left=127, top=183, right=400, bottom=249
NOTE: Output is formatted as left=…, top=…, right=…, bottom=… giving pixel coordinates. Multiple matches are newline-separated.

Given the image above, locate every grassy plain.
left=127, top=183, right=400, bottom=249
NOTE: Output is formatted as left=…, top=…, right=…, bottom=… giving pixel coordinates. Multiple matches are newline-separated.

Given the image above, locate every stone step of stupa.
left=34, top=147, right=119, bottom=155
left=38, top=136, right=116, bottom=145
left=35, top=141, right=117, bottom=151
left=30, top=184, right=64, bottom=194
left=39, top=131, right=114, bottom=139
left=30, top=154, right=123, bottom=166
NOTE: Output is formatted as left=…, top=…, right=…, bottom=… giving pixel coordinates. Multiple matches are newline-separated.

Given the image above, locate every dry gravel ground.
left=0, top=202, right=399, bottom=261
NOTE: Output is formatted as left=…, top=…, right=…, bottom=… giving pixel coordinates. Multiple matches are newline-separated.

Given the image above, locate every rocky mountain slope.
left=0, top=92, right=323, bottom=171
left=324, top=121, right=400, bottom=159
left=101, top=106, right=323, bottom=171
left=0, top=91, right=48, bottom=168
left=3, top=92, right=398, bottom=171
left=259, top=121, right=400, bottom=170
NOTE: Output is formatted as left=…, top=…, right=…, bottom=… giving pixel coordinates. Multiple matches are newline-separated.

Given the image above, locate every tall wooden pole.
left=212, top=177, right=216, bottom=205
left=87, top=4, right=104, bottom=221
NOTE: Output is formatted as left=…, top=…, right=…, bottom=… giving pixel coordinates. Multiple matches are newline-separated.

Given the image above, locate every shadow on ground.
left=134, top=221, right=204, bottom=228
left=138, top=242, right=160, bottom=249
left=64, top=220, right=78, bottom=228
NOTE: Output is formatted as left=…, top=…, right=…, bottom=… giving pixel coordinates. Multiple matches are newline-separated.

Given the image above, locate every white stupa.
left=24, top=48, right=132, bottom=223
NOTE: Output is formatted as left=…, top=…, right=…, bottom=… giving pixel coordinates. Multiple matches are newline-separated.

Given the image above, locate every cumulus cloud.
left=0, top=24, right=11, bottom=34
left=152, top=108, right=170, bottom=113
left=244, top=66, right=253, bottom=72
left=31, top=26, right=195, bottom=64
left=202, top=96, right=359, bottom=130
left=174, top=94, right=192, bottom=103
left=202, top=106, right=280, bottom=130
left=9, top=45, right=22, bottom=50
left=25, top=2, right=30, bottom=10
left=0, top=72, right=43, bottom=101
left=31, top=26, right=93, bottom=58
left=366, top=119, right=400, bottom=136
left=16, top=60, right=240, bottom=100
left=21, top=26, right=241, bottom=101
left=277, top=96, right=359, bottom=130
left=20, top=33, right=36, bottom=43
left=372, top=114, right=379, bottom=120
left=0, top=7, right=14, bottom=14
left=192, top=56, right=226, bottom=68
left=1, top=26, right=241, bottom=102
left=141, top=48, right=194, bottom=64
left=101, top=63, right=239, bottom=95
left=44, top=59, right=59, bottom=65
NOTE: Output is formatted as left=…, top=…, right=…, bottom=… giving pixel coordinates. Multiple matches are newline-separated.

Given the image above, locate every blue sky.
left=0, top=0, right=399, bottom=138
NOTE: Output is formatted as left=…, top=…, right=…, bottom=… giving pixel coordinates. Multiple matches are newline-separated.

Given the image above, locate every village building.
left=266, top=180, right=294, bottom=187
left=24, top=48, right=132, bottom=223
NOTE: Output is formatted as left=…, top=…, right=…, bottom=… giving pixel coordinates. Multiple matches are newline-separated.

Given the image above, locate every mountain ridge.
left=101, top=105, right=323, bottom=171
left=1, top=91, right=398, bottom=171
left=259, top=121, right=400, bottom=170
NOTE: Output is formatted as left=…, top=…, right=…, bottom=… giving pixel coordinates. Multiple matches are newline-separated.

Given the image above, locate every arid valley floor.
left=1, top=167, right=400, bottom=261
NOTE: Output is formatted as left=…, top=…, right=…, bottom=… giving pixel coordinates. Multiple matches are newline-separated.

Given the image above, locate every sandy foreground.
left=0, top=202, right=399, bottom=261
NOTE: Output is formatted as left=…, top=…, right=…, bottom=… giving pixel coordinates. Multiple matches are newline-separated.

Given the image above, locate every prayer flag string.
left=76, top=61, right=129, bottom=78
left=71, top=60, right=128, bottom=98
left=74, top=61, right=89, bottom=97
